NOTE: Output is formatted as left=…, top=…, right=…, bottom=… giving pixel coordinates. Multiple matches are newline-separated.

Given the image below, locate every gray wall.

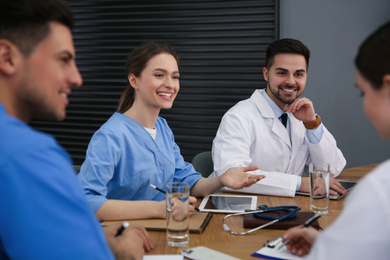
left=279, top=0, right=390, bottom=168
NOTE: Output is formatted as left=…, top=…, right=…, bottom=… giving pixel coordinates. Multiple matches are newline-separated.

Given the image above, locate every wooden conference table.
left=142, top=164, right=377, bottom=259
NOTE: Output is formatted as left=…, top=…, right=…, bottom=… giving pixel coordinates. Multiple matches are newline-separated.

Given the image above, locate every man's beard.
left=267, top=82, right=300, bottom=105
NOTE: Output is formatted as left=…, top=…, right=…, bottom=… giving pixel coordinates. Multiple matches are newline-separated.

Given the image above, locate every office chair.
left=191, top=151, right=214, bottom=178
left=73, top=165, right=81, bottom=174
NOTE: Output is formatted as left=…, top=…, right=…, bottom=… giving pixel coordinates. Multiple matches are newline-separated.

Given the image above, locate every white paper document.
left=252, top=236, right=306, bottom=260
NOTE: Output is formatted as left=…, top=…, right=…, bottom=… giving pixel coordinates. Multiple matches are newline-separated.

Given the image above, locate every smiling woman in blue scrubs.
left=77, top=42, right=265, bottom=221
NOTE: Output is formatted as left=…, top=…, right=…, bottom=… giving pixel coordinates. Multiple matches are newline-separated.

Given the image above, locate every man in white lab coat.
left=211, top=38, right=347, bottom=197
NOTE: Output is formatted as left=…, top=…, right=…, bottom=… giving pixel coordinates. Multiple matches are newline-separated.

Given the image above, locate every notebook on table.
left=101, top=211, right=213, bottom=234
left=244, top=211, right=321, bottom=230
left=296, top=180, right=358, bottom=200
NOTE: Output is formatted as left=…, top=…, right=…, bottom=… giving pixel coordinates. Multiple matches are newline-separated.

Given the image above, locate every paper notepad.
left=252, top=237, right=304, bottom=260
left=102, top=211, right=213, bottom=234
left=143, top=255, right=183, bottom=260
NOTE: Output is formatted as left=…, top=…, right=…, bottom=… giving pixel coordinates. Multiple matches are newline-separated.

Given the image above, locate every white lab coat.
left=307, top=161, right=390, bottom=259
left=211, top=89, right=346, bottom=197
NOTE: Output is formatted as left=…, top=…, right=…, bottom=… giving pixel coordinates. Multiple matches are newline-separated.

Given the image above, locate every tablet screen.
left=199, top=194, right=257, bottom=213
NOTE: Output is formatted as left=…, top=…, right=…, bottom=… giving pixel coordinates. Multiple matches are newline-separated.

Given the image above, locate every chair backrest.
left=191, top=151, right=213, bottom=178
left=73, top=165, right=81, bottom=174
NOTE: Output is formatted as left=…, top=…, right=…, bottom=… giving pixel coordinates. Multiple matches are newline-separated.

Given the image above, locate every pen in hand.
left=149, top=184, right=166, bottom=194
left=277, top=213, right=323, bottom=250
left=115, top=221, right=129, bottom=237
left=149, top=184, right=199, bottom=211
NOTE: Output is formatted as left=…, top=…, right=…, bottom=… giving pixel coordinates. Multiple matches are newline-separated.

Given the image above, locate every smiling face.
left=355, top=70, right=390, bottom=139
left=263, top=53, right=307, bottom=110
left=15, top=22, right=82, bottom=122
left=129, top=53, right=180, bottom=111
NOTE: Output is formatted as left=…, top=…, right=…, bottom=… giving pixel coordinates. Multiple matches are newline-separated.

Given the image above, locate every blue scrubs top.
left=0, top=104, right=114, bottom=260
left=77, top=113, right=203, bottom=213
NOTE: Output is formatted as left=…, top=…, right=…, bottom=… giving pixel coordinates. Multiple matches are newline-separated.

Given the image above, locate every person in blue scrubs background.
left=77, top=42, right=265, bottom=221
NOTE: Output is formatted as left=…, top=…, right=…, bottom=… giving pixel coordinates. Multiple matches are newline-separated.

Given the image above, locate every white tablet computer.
left=199, top=194, right=258, bottom=213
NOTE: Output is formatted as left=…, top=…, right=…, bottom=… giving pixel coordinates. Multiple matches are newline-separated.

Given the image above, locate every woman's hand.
left=282, top=226, right=320, bottom=256
left=220, top=165, right=265, bottom=189
left=188, top=196, right=197, bottom=215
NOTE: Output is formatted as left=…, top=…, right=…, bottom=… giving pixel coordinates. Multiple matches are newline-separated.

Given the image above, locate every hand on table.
left=282, top=225, right=320, bottom=256
left=329, top=178, right=347, bottom=196
left=104, top=222, right=153, bottom=260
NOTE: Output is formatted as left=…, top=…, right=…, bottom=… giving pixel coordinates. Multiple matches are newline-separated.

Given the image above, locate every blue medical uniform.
left=77, top=113, right=203, bottom=213
left=0, top=104, right=114, bottom=259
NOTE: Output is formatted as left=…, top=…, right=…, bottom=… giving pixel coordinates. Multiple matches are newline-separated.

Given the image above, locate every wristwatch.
left=304, top=114, right=321, bottom=129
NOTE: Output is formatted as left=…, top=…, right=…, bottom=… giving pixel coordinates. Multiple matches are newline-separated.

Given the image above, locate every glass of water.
left=166, top=182, right=190, bottom=247
left=309, top=162, right=330, bottom=215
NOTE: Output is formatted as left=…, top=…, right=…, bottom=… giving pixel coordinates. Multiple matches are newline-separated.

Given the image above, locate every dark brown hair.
left=117, top=42, right=180, bottom=113
left=0, top=0, right=74, bottom=57
left=355, top=21, right=390, bottom=89
left=265, top=38, right=311, bottom=70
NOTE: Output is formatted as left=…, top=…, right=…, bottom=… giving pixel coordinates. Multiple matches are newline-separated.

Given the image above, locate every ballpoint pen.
left=277, top=213, right=323, bottom=250
left=149, top=184, right=166, bottom=194
left=115, top=221, right=129, bottom=237
left=149, top=184, right=200, bottom=211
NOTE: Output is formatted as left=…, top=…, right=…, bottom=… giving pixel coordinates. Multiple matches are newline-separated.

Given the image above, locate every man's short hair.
left=0, top=0, right=74, bottom=57
left=265, top=38, right=311, bottom=70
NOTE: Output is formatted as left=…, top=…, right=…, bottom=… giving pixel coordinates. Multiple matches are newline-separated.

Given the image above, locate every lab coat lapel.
left=271, top=118, right=291, bottom=148
left=289, top=115, right=306, bottom=163
left=252, top=90, right=291, bottom=148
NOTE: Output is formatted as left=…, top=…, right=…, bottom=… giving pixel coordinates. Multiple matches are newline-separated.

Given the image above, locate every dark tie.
left=280, top=113, right=288, bottom=128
